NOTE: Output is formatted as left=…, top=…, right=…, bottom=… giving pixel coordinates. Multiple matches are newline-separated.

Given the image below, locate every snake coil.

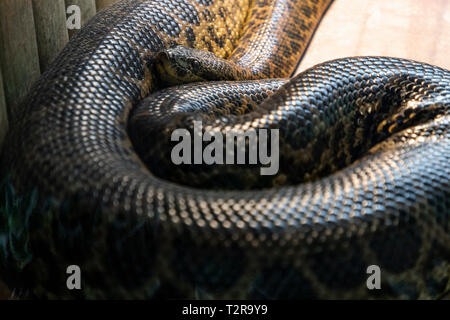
left=1, top=0, right=449, bottom=299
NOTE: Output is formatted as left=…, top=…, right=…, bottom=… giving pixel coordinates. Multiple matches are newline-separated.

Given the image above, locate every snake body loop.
left=1, top=0, right=450, bottom=299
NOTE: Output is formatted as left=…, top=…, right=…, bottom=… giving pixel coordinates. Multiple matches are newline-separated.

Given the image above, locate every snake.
left=0, top=0, right=449, bottom=299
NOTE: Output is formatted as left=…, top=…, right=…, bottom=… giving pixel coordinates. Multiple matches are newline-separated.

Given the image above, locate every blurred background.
left=0, top=0, right=449, bottom=299
left=296, top=0, right=449, bottom=74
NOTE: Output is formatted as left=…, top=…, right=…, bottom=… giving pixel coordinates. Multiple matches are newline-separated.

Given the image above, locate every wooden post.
left=0, top=65, right=8, bottom=147
left=0, top=0, right=41, bottom=117
left=0, top=279, right=11, bottom=300
left=96, top=0, right=119, bottom=11
left=65, top=0, right=97, bottom=39
left=32, top=0, right=69, bottom=72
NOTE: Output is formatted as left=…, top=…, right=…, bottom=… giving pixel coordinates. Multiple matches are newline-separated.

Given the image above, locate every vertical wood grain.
left=32, top=0, right=69, bottom=72
left=65, top=0, right=97, bottom=38
left=0, top=0, right=41, bottom=116
left=96, top=0, right=119, bottom=11
left=0, top=65, right=8, bottom=147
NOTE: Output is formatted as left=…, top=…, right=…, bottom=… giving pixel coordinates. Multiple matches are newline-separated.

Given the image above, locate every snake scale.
left=0, top=0, right=450, bottom=299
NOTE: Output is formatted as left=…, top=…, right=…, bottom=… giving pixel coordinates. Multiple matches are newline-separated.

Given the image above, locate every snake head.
left=153, top=45, right=240, bottom=87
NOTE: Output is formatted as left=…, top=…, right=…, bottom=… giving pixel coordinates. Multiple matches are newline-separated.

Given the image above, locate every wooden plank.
left=65, top=0, right=97, bottom=38
left=0, top=65, right=8, bottom=147
left=296, top=0, right=450, bottom=74
left=0, top=0, right=41, bottom=116
left=32, top=0, right=69, bottom=72
left=96, top=0, right=119, bottom=11
left=0, top=279, right=11, bottom=299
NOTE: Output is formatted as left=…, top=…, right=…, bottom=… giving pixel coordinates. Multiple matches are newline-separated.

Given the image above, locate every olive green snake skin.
left=1, top=0, right=450, bottom=299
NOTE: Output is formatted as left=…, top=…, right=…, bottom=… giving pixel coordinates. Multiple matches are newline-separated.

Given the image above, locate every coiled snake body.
left=1, top=0, right=450, bottom=299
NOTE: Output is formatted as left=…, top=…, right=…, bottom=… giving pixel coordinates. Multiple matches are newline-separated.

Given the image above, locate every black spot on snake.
left=173, top=233, right=247, bottom=293
left=249, top=266, right=317, bottom=299
left=369, top=213, right=422, bottom=274
left=307, top=239, right=368, bottom=290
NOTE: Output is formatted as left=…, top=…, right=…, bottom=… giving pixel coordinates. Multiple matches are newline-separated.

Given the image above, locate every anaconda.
left=0, top=0, right=449, bottom=299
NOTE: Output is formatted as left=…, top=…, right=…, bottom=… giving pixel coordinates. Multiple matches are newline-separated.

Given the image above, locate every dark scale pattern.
left=369, top=215, right=422, bottom=274
left=1, top=0, right=450, bottom=300
left=422, top=241, right=450, bottom=298
left=173, top=233, right=247, bottom=292
left=306, top=240, right=368, bottom=290
left=249, top=266, right=317, bottom=299
left=196, top=0, right=214, bottom=6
